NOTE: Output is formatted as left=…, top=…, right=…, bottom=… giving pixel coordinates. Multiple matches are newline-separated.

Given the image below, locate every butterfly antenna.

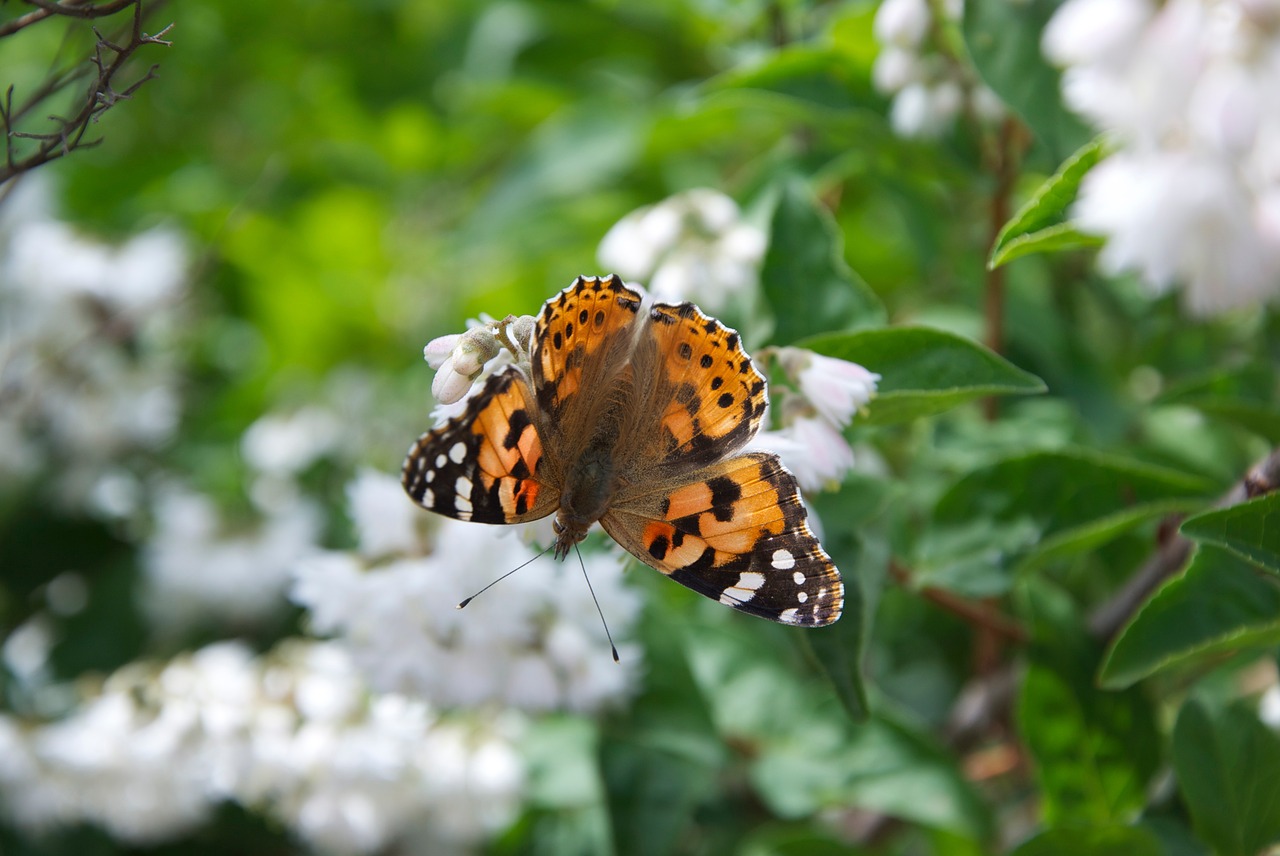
left=457, top=543, right=554, bottom=609
left=574, top=544, right=620, bottom=663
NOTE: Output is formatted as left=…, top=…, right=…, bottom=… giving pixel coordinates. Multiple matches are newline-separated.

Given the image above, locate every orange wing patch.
left=603, top=452, right=842, bottom=626
left=532, top=274, right=643, bottom=424
left=646, top=301, right=768, bottom=466
left=403, top=369, right=559, bottom=524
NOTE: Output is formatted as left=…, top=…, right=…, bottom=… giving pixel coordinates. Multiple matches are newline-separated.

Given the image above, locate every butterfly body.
left=404, top=275, right=843, bottom=626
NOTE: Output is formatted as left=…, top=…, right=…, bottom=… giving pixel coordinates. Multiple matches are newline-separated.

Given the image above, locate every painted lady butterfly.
left=402, top=275, right=842, bottom=626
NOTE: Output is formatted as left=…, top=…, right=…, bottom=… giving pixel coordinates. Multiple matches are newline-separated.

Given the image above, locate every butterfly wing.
left=403, top=367, right=559, bottom=524
left=531, top=274, right=644, bottom=432
left=602, top=451, right=842, bottom=626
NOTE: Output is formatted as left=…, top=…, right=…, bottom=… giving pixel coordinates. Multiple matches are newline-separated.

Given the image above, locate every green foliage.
left=5, top=0, right=1280, bottom=854
left=1173, top=701, right=1280, bottom=856
left=988, top=137, right=1108, bottom=270
left=804, top=327, right=1046, bottom=424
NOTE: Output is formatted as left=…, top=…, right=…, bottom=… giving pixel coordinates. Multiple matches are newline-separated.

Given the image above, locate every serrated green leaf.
left=1100, top=546, right=1280, bottom=688
left=1181, top=492, right=1280, bottom=575
left=963, top=0, right=1093, bottom=160
left=802, top=327, right=1046, bottom=424
left=988, top=136, right=1108, bottom=270
left=1008, top=827, right=1162, bottom=856
left=1173, top=701, right=1280, bottom=856
left=762, top=180, right=885, bottom=343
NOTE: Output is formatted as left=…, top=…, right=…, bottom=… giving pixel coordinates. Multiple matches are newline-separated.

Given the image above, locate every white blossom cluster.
left=596, top=188, right=767, bottom=312
left=750, top=348, right=880, bottom=493
left=0, top=640, right=524, bottom=854
left=291, top=469, right=644, bottom=712
left=1044, top=0, right=1280, bottom=315
left=0, top=177, right=187, bottom=513
left=872, top=0, right=1004, bottom=137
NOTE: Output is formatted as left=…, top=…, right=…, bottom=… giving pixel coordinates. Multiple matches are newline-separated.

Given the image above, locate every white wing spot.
left=436, top=454, right=447, bottom=468
left=797, top=591, right=809, bottom=603
left=719, top=571, right=766, bottom=607
left=771, top=549, right=795, bottom=570
left=449, top=442, right=467, bottom=464
left=817, top=587, right=828, bottom=601
left=426, top=469, right=435, bottom=483
left=455, top=476, right=472, bottom=498
left=423, top=488, right=435, bottom=506
left=779, top=607, right=800, bottom=623
left=792, top=570, right=805, bottom=586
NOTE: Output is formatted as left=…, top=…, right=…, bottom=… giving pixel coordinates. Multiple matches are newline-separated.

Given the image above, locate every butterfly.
left=402, top=275, right=842, bottom=626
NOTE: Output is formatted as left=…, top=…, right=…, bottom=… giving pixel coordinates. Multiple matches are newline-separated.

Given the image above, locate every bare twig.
left=1088, top=446, right=1280, bottom=640
left=0, top=0, right=139, bottom=37
left=890, top=560, right=1028, bottom=645
left=1, top=0, right=172, bottom=183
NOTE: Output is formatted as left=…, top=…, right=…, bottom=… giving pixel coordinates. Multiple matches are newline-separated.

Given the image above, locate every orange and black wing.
left=403, top=368, right=559, bottom=524
left=603, top=452, right=842, bottom=626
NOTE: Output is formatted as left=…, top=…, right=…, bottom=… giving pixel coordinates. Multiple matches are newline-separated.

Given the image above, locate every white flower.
left=0, top=639, right=526, bottom=853
left=597, top=188, right=766, bottom=311
left=142, top=483, right=322, bottom=632
left=874, top=0, right=931, bottom=48
left=241, top=407, right=342, bottom=477
left=871, top=0, right=1001, bottom=137
left=292, top=489, right=644, bottom=712
left=347, top=467, right=422, bottom=558
left=775, top=347, right=880, bottom=429
left=751, top=415, right=857, bottom=493
left=1046, top=0, right=1280, bottom=314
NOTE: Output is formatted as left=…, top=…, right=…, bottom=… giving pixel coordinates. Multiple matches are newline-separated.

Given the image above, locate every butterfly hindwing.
left=402, top=368, right=559, bottom=524
left=602, top=451, right=843, bottom=626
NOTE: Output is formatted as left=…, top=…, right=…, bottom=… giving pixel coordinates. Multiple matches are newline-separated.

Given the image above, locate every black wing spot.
left=565, top=322, right=574, bottom=339
left=503, top=409, right=532, bottom=450
left=594, top=309, right=605, bottom=326
left=553, top=331, right=563, bottom=350
left=578, top=308, right=589, bottom=324
left=700, top=354, right=713, bottom=368
left=649, top=535, right=669, bottom=560
left=717, top=392, right=734, bottom=408
left=707, top=476, right=741, bottom=522
left=711, top=377, right=723, bottom=390
left=658, top=496, right=670, bottom=516
left=678, top=342, right=693, bottom=360
left=726, top=332, right=740, bottom=349
left=675, top=383, right=697, bottom=404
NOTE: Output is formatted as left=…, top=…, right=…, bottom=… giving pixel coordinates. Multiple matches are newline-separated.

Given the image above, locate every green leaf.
left=798, top=487, right=876, bottom=721
left=1008, top=827, right=1162, bottom=856
left=1017, top=581, right=1160, bottom=825
left=1100, top=546, right=1280, bottom=688
left=989, top=137, right=1108, bottom=270
left=1156, top=364, right=1280, bottom=441
left=762, top=180, right=886, bottom=343
left=1172, top=701, right=1280, bottom=856
left=1181, top=492, right=1280, bottom=575
left=751, top=716, right=993, bottom=840
left=963, top=0, right=1093, bottom=160
left=802, top=327, right=1046, bottom=424
left=935, top=449, right=1214, bottom=543
left=707, top=45, right=874, bottom=113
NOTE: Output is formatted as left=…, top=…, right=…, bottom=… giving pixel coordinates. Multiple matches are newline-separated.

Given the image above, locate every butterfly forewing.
left=641, top=301, right=770, bottom=467
left=402, top=368, right=559, bottom=524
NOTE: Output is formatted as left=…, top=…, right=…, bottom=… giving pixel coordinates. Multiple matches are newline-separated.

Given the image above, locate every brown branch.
left=0, top=0, right=172, bottom=183
left=1088, top=446, right=1280, bottom=640
left=0, top=0, right=138, bottom=36
left=889, top=560, right=1028, bottom=645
